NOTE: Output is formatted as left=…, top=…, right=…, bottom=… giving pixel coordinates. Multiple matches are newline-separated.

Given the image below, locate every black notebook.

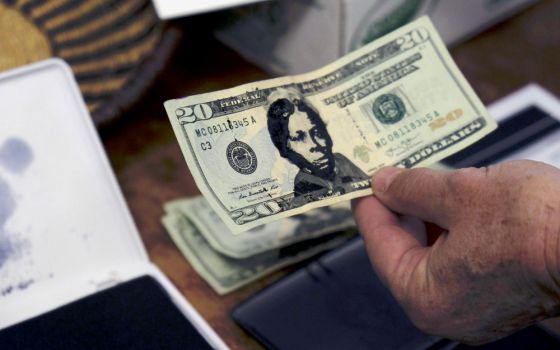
left=233, top=238, right=441, bottom=350
left=0, top=276, right=214, bottom=350
left=233, top=238, right=560, bottom=350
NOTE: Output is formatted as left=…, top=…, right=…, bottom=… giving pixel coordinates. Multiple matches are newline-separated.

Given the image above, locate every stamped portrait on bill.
left=266, top=88, right=369, bottom=208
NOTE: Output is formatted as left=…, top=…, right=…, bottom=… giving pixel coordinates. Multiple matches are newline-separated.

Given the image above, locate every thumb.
left=373, top=166, right=460, bottom=229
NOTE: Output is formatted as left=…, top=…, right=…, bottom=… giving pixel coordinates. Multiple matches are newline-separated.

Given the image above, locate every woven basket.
left=0, top=0, right=180, bottom=126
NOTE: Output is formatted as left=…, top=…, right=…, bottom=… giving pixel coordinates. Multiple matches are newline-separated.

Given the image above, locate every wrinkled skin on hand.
left=352, top=160, right=560, bottom=345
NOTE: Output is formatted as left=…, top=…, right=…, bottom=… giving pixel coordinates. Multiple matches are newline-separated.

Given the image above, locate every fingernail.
left=373, top=167, right=403, bottom=193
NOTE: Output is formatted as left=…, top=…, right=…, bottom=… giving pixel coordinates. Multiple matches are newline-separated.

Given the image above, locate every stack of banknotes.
left=162, top=17, right=497, bottom=293
left=162, top=197, right=357, bottom=294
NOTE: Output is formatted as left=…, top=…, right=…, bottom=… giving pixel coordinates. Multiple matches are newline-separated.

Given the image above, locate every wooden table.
left=101, top=1, right=560, bottom=348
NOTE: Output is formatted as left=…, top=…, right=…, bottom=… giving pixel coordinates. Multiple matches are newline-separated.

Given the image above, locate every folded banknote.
left=165, top=196, right=355, bottom=258
left=162, top=212, right=356, bottom=294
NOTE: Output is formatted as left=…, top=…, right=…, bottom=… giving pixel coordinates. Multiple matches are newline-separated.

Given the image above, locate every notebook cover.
left=0, top=275, right=214, bottom=350
left=233, top=238, right=560, bottom=350
left=232, top=238, right=441, bottom=350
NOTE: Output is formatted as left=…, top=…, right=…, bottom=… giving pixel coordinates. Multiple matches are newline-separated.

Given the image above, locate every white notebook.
left=0, top=59, right=227, bottom=349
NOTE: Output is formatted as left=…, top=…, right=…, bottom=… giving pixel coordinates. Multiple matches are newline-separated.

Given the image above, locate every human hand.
left=352, top=160, right=560, bottom=344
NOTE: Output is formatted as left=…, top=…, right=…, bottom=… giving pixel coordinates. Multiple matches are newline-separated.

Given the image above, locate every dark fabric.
left=0, top=275, right=213, bottom=349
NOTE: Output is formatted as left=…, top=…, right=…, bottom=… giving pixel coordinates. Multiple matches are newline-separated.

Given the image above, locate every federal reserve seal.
left=372, top=93, right=406, bottom=125
left=226, top=140, right=257, bottom=175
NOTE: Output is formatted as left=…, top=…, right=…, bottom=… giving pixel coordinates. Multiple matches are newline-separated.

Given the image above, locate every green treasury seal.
left=372, top=93, right=406, bottom=124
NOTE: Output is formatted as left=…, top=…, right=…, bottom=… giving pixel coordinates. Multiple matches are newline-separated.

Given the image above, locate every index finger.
left=352, top=196, right=428, bottom=289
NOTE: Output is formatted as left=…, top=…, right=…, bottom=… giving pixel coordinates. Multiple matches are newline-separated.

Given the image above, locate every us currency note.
left=165, top=196, right=355, bottom=258
left=162, top=213, right=356, bottom=295
left=165, top=16, right=497, bottom=233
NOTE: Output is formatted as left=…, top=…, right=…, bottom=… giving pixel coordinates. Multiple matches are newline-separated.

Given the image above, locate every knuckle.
left=444, top=167, right=485, bottom=201
left=383, top=170, right=417, bottom=199
left=388, top=167, right=431, bottom=194
left=446, top=167, right=477, bottom=189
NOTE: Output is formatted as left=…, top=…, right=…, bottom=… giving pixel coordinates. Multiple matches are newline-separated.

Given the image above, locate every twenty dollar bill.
left=162, top=212, right=356, bottom=295
left=164, top=16, right=496, bottom=233
left=165, top=196, right=355, bottom=259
